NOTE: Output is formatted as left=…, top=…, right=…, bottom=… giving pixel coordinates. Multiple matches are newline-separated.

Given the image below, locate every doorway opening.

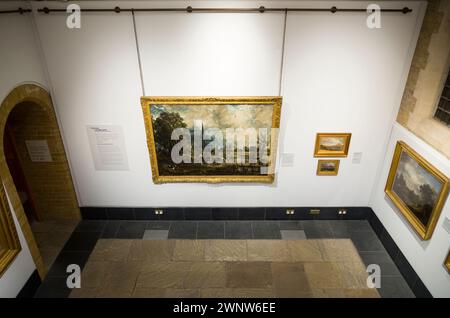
left=0, top=84, right=80, bottom=278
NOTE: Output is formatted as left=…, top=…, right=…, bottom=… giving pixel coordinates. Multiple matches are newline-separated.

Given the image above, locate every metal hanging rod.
left=36, top=6, right=412, bottom=14
left=0, top=8, right=32, bottom=15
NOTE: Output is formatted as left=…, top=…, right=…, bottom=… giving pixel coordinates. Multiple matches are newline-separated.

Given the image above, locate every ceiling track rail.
left=32, top=6, right=412, bottom=15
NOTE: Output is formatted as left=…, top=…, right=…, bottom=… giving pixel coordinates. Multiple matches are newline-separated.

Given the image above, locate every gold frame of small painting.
left=314, top=133, right=351, bottom=157
left=316, top=160, right=340, bottom=176
left=445, top=251, right=450, bottom=272
left=385, top=141, right=449, bottom=240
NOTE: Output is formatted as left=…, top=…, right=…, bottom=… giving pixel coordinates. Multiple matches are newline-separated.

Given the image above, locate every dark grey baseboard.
left=17, top=270, right=41, bottom=298
left=52, top=206, right=432, bottom=298
left=80, top=206, right=371, bottom=221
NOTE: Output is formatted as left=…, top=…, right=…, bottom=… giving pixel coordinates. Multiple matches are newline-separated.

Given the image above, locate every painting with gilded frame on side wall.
left=0, top=184, right=21, bottom=277
left=314, top=133, right=351, bottom=157
left=141, top=96, right=282, bottom=183
left=445, top=251, right=450, bottom=272
left=385, top=141, right=449, bottom=240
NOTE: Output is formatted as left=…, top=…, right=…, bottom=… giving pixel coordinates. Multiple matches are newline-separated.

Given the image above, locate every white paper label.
left=25, top=140, right=52, bottom=162
left=281, top=153, right=295, bottom=167
left=86, top=125, right=129, bottom=171
left=352, top=152, right=363, bottom=164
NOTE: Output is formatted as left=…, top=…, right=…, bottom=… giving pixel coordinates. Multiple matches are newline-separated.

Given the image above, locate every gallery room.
left=0, top=0, right=449, bottom=304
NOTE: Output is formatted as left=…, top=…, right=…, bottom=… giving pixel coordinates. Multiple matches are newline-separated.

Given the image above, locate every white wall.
left=136, top=10, right=284, bottom=96
left=0, top=1, right=47, bottom=297
left=370, top=123, right=450, bottom=297
left=0, top=3, right=47, bottom=101
left=279, top=3, right=424, bottom=206
left=33, top=0, right=426, bottom=207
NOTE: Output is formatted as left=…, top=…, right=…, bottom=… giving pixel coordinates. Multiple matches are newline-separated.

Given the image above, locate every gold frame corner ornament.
left=0, top=184, right=21, bottom=277
left=140, top=96, right=282, bottom=184
left=316, top=159, right=340, bottom=176
left=314, top=132, right=352, bottom=157
left=385, top=141, right=449, bottom=240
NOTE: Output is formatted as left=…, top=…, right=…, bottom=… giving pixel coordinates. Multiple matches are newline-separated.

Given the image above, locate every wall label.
left=352, top=152, right=363, bottom=164
left=281, top=153, right=295, bottom=167
left=25, top=140, right=53, bottom=162
left=86, top=125, right=129, bottom=171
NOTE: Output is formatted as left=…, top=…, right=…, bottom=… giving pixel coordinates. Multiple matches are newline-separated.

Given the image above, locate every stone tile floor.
left=69, top=239, right=379, bottom=298
left=30, top=220, right=79, bottom=271
left=34, top=220, right=415, bottom=298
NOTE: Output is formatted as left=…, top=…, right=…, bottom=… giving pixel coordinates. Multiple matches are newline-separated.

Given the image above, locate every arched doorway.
left=0, top=84, right=80, bottom=279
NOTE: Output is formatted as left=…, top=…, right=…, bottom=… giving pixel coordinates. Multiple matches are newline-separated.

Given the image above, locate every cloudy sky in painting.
left=151, top=104, right=273, bottom=129
left=395, top=151, right=442, bottom=196
left=320, top=137, right=345, bottom=148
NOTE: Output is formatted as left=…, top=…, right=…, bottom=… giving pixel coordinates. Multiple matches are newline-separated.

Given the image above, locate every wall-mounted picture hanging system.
left=32, top=5, right=413, bottom=15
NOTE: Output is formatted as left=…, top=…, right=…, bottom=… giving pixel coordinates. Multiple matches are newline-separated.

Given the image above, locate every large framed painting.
left=141, top=96, right=282, bottom=183
left=314, top=133, right=351, bottom=157
left=385, top=141, right=449, bottom=240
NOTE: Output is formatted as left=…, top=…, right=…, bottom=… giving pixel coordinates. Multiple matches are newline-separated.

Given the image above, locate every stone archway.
left=0, top=84, right=80, bottom=279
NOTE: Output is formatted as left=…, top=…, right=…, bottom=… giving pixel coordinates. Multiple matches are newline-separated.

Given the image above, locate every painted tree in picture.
left=150, top=103, right=274, bottom=176
left=153, top=111, right=187, bottom=162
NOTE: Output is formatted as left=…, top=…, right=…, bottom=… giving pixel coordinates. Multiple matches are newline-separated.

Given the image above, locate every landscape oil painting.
left=141, top=97, right=282, bottom=183
left=385, top=141, right=449, bottom=240
left=314, top=133, right=351, bottom=157
left=316, top=160, right=340, bottom=176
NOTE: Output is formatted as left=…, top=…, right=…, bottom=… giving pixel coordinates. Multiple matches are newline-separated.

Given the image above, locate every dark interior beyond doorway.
left=4, top=120, right=38, bottom=222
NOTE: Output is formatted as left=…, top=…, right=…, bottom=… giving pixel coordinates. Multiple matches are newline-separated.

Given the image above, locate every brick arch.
left=0, top=84, right=80, bottom=279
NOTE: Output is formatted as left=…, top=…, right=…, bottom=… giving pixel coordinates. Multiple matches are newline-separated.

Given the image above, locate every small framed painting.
left=314, top=133, right=351, bottom=157
left=445, top=251, right=450, bottom=272
left=385, top=141, right=449, bottom=240
left=316, top=160, right=340, bottom=176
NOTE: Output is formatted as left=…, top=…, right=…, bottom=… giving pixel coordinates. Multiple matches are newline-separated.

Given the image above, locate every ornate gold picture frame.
left=316, top=160, right=340, bottom=176
left=314, top=133, right=351, bottom=157
left=141, top=96, right=282, bottom=183
left=0, top=184, right=21, bottom=276
left=445, top=251, right=450, bottom=272
left=385, top=141, right=449, bottom=240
